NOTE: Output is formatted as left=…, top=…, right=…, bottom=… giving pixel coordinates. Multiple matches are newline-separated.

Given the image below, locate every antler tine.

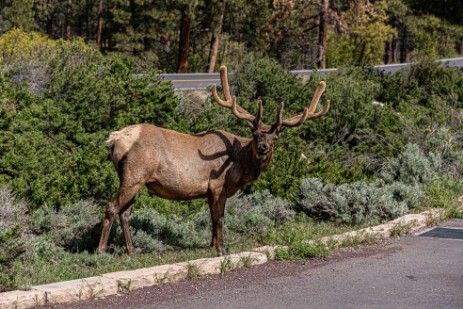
left=255, top=100, right=263, bottom=124
left=274, top=102, right=284, bottom=129
left=307, top=99, right=330, bottom=120
left=231, top=97, right=256, bottom=122
left=212, top=65, right=257, bottom=123
left=212, top=66, right=233, bottom=107
left=281, top=81, right=329, bottom=127
left=307, top=81, right=326, bottom=113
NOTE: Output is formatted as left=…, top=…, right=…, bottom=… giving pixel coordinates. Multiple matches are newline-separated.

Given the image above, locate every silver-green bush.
left=30, top=200, right=102, bottom=252
left=225, top=190, right=296, bottom=234
left=298, top=177, right=423, bottom=225
left=380, top=143, right=441, bottom=185
left=298, top=143, right=443, bottom=225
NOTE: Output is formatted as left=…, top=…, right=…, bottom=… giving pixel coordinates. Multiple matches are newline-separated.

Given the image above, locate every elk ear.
left=247, top=120, right=257, bottom=131
left=248, top=100, right=264, bottom=131
left=271, top=102, right=285, bottom=135
left=269, top=123, right=285, bottom=135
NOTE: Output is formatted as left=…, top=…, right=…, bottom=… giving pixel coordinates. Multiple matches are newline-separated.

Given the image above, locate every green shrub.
left=233, top=56, right=305, bottom=109
left=2, top=31, right=463, bottom=212
left=4, top=38, right=461, bottom=211
left=376, top=61, right=463, bottom=154
left=0, top=188, right=28, bottom=292
left=424, top=177, right=463, bottom=210
left=245, top=128, right=313, bottom=198
left=307, top=69, right=405, bottom=158
left=0, top=30, right=181, bottom=210
left=378, top=59, right=463, bottom=111
left=424, top=127, right=463, bottom=177
left=230, top=58, right=412, bottom=188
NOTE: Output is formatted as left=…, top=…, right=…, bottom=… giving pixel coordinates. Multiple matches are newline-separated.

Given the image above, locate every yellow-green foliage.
left=0, top=29, right=100, bottom=96
left=327, top=0, right=396, bottom=67
left=0, top=29, right=57, bottom=64
left=406, top=15, right=463, bottom=60
left=0, top=29, right=94, bottom=65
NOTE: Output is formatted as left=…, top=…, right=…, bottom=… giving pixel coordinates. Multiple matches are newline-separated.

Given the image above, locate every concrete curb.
left=0, top=208, right=447, bottom=309
left=307, top=208, right=447, bottom=247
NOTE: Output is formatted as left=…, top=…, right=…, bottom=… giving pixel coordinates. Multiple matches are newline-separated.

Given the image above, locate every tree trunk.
left=207, top=0, right=226, bottom=73
left=399, top=27, right=407, bottom=63
left=97, top=0, right=104, bottom=50
left=357, top=42, right=366, bottom=66
left=392, top=36, right=399, bottom=63
left=66, top=0, right=72, bottom=40
left=46, top=12, right=55, bottom=38
left=177, top=8, right=192, bottom=73
left=317, top=0, right=329, bottom=69
left=384, top=40, right=392, bottom=64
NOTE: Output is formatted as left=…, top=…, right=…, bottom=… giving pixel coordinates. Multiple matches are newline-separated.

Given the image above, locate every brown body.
left=98, top=66, right=330, bottom=255
left=113, top=126, right=271, bottom=200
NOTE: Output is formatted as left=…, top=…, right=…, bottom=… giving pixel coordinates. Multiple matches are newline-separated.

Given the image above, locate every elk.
left=98, top=66, right=330, bottom=255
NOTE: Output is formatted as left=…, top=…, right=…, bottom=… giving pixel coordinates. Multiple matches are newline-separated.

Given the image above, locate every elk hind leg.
left=119, top=203, right=135, bottom=254
left=98, top=183, right=141, bottom=254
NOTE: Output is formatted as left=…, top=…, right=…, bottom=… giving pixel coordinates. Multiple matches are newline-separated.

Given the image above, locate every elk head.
left=212, top=66, right=330, bottom=161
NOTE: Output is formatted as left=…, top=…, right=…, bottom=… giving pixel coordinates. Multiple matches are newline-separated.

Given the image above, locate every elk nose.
left=258, top=144, right=269, bottom=154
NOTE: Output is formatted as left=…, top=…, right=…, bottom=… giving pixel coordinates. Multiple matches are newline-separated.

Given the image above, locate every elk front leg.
left=208, top=195, right=226, bottom=256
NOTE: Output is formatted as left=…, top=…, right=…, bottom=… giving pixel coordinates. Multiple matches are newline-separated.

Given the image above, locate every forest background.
left=1, top=0, right=463, bottom=72
left=1, top=0, right=463, bottom=293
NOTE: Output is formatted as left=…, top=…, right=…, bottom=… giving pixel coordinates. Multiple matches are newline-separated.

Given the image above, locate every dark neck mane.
left=238, top=139, right=272, bottom=184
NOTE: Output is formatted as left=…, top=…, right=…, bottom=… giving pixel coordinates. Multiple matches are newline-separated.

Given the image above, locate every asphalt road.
left=162, top=57, right=463, bottom=89
left=48, top=219, right=463, bottom=309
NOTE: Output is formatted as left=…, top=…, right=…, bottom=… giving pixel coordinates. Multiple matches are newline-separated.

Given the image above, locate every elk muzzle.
left=257, top=143, right=269, bottom=155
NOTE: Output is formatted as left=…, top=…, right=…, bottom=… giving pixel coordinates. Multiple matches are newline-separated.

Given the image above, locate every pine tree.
left=207, top=0, right=226, bottom=73
left=0, top=0, right=37, bottom=33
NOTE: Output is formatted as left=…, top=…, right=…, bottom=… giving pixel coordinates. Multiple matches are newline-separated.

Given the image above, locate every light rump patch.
left=106, top=125, right=142, bottom=163
left=106, top=124, right=142, bottom=148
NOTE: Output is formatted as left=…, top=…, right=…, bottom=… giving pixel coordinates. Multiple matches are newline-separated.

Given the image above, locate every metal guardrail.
left=160, top=57, right=463, bottom=90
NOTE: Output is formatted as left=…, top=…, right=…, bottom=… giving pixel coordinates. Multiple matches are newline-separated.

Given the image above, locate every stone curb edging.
left=0, top=252, right=270, bottom=309
left=306, top=208, right=447, bottom=247
left=0, top=208, right=447, bottom=309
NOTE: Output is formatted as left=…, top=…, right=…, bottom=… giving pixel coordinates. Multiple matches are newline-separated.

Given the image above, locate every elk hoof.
left=97, top=246, right=115, bottom=255
left=97, top=245, right=106, bottom=254
left=218, top=246, right=226, bottom=257
left=126, top=247, right=134, bottom=255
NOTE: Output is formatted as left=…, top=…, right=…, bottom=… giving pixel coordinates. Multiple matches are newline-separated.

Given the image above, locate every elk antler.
left=280, top=81, right=330, bottom=128
left=212, top=66, right=261, bottom=124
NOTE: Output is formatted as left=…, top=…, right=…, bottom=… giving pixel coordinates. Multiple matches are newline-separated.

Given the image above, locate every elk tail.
left=106, top=130, right=124, bottom=164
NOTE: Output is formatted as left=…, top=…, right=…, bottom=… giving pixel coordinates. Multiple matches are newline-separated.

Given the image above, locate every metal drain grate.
left=420, top=227, right=463, bottom=240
